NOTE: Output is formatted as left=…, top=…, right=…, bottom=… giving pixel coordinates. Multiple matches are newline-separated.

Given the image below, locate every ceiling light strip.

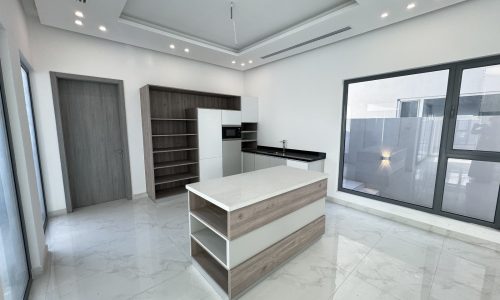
left=261, top=26, right=351, bottom=59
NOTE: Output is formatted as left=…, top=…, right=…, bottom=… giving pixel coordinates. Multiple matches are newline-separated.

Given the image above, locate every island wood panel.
left=229, top=215, right=325, bottom=298
left=191, top=240, right=229, bottom=292
left=228, top=179, right=327, bottom=240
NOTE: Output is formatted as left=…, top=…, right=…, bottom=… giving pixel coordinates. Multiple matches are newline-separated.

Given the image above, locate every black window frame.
left=338, top=54, right=500, bottom=230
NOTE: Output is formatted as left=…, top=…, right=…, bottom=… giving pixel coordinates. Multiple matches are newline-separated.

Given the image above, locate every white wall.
left=243, top=0, right=500, bottom=198
left=0, top=0, right=47, bottom=275
left=27, top=18, right=244, bottom=213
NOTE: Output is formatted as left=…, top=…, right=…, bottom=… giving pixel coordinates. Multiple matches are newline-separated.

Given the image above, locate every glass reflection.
left=442, top=159, right=500, bottom=222
left=454, top=64, right=500, bottom=152
left=342, top=70, right=449, bottom=208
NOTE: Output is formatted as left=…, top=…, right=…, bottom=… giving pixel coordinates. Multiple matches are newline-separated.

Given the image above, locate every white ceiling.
left=121, top=0, right=351, bottom=50
left=32, top=0, right=469, bottom=71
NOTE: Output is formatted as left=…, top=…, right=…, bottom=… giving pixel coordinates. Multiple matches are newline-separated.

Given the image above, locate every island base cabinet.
left=191, top=216, right=325, bottom=299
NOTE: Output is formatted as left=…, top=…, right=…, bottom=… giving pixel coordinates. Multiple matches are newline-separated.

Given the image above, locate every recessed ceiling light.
left=75, top=19, right=83, bottom=26
left=169, top=44, right=175, bottom=49
left=381, top=12, right=389, bottom=19
left=99, top=25, right=107, bottom=32
left=184, top=48, right=190, bottom=53
left=407, top=3, right=416, bottom=10
left=75, top=11, right=84, bottom=18
left=241, top=63, right=245, bottom=67
left=231, top=60, right=236, bottom=64
left=248, top=60, right=253, bottom=64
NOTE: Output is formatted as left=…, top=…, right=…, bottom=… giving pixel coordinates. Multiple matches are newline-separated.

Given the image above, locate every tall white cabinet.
left=241, top=96, right=258, bottom=123
left=198, top=109, right=222, bottom=181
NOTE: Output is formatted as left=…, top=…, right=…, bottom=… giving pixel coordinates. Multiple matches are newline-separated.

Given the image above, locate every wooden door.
left=58, top=79, right=127, bottom=208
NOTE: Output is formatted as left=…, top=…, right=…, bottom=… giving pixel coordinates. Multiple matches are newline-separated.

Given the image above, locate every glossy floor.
left=30, top=196, right=500, bottom=300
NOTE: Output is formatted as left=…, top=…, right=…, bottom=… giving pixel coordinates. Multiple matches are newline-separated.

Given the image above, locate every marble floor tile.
left=29, top=196, right=500, bottom=300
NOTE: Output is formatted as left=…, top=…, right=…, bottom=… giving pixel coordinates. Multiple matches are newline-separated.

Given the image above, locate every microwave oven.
left=222, top=126, right=241, bottom=140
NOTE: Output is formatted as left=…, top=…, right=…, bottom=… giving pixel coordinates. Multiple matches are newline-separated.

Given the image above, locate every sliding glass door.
left=439, top=59, right=500, bottom=224
left=0, top=70, right=30, bottom=299
left=340, top=69, right=449, bottom=208
left=340, top=56, right=500, bottom=229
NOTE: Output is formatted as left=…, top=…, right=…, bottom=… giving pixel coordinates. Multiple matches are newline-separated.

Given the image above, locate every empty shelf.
left=241, top=139, right=257, bottom=142
left=154, top=160, right=198, bottom=169
left=241, top=131, right=257, bottom=133
left=153, top=147, right=198, bottom=153
left=191, top=206, right=228, bottom=237
left=191, top=228, right=227, bottom=265
left=155, top=186, right=188, bottom=198
left=155, top=173, right=199, bottom=185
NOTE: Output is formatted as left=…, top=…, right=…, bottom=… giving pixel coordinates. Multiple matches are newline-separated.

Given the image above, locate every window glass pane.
left=0, top=92, right=30, bottom=299
left=21, top=67, right=46, bottom=225
left=342, top=70, right=449, bottom=208
left=453, top=64, right=500, bottom=152
left=442, top=159, right=500, bottom=222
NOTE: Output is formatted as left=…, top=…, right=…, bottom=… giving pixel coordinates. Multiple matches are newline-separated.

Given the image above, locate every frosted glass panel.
left=0, top=93, right=30, bottom=299
left=453, top=64, right=500, bottom=152
left=342, top=70, right=449, bottom=208
left=442, top=159, right=500, bottom=222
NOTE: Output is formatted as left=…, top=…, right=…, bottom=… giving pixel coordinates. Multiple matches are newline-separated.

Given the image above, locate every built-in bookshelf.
left=140, top=85, right=240, bottom=200
left=241, top=122, right=257, bottom=150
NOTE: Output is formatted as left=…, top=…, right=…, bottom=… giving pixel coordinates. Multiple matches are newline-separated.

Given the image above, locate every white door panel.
left=200, top=157, right=223, bottom=181
left=198, top=109, right=222, bottom=159
left=222, top=110, right=241, bottom=125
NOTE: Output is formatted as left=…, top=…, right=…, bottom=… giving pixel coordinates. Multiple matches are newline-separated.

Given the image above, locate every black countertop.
left=242, top=146, right=326, bottom=162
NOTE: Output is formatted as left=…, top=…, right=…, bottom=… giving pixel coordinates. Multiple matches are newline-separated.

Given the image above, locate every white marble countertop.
left=186, top=166, right=328, bottom=211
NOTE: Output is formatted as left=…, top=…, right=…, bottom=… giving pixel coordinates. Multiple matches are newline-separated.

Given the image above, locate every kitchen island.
left=186, top=166, right=328, bottom=299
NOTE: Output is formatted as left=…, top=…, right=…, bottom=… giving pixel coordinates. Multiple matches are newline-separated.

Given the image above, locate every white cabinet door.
left=200, top=157, right=222, bottom=181
left=222, top=110, right=241, bottom=125
left=198, top=109, right=222, bottom=159
left=222, top=140, right=242, bottom=176
left=242, top=152, right=255, bottom=173
left=241, top=96, right=258, bottom=123
left=254, top=154, right=267, bottom=170
left=268, top=156, right=286, bottom=167
left=254, top=154, right=285, bottom=170
left=286, top=159, right=309, bottom=170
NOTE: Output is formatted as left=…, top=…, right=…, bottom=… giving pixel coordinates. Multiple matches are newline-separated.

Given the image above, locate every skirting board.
left=47, top=208, right=67, bottom=218
left=328, top=196, right=500, bottom=252
left=132, top=193, right=148, bottom=200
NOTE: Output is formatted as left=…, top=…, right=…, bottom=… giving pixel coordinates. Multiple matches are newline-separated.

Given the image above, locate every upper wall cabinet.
left=241, top=96, right=258, bottom=123
left=221, top=110, right=241, bottom=126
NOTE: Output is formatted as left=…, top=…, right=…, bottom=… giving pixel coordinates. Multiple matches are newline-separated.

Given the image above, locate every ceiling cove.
left=33, top=0, right=470, bottom=70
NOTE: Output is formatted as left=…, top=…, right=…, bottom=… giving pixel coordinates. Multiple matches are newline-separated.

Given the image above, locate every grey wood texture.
left=189, top=191, right=228, bottom=236
left=191, top=239, right=229, bottom=292
left=140, top=86, right=155, bottom=199
left=57, top=78, right=127, bottom=208
left=229, top=216, right=325, bottom=298
left=228, top=179, right=327, bottom=240
left=140, top=85, right=240, bottom=199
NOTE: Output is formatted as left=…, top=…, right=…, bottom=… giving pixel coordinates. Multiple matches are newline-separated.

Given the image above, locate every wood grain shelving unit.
left=241, top=123, right=258, bottom=150
left=140, top=85, right=240, bottom=200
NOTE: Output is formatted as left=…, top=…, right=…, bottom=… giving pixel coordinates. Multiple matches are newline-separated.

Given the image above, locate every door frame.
left=50, top=72, right=132, bottom=212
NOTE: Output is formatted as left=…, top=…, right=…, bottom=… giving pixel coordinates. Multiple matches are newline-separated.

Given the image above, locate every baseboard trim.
left=328, top=195, right=500, bottom=252
left=47, top=208, right=67, bottom=218
left=132, top=193, right=148, bottom=200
